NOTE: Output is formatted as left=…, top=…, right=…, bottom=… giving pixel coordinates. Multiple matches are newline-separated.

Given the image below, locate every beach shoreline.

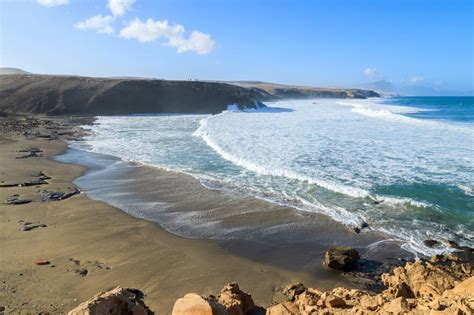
left=0, top=114, right=413, bottom=313
left=0, top=115, right=358, bottom=313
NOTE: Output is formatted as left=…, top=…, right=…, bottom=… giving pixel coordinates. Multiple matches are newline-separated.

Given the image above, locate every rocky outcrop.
left=0, top=75, right=271, bottom=115
left=68, top=286, right=148, bottom=315
left=172, top=283, right=255, bottom=315
left=266, top=255, right=474, bottom=314
left=324, top=246, right=360, bottom=271
left=0, top=74, right=380, bottom=116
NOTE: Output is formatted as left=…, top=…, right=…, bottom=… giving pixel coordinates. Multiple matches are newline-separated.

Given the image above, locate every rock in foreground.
left=172, top=282, right=256, bottom=315
left=68, top=286, right=148, bottom=315
left=267, top=256, right=474, bottom=314
left=324, top=246, right=360, bottom=271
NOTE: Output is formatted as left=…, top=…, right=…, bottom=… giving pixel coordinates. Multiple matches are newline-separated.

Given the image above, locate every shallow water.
left=73, top=97, right=474, bottom=257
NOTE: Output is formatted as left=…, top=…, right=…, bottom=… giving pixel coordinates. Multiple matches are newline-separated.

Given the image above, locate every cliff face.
left=0, top=75, right=271, bottom=115
left=0, top=74, right=379, bottom=116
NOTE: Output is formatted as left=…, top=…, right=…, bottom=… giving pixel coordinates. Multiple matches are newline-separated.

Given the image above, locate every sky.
left=1, top=0, right=473, bottom=91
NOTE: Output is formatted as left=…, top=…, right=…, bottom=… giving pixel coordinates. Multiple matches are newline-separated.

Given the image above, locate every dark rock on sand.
left=423, top=239, right=441, bottom=248
left=34, top=259, right=50, bottom=266
left=75, top=268, right=88, bottom=277
left=324, top=246, right=360, bottom=271
left=5, top=196, right=32, bottom=205
left=20, top=222, right=47, bottom=231
left=40, top=187, right=80, bottom=201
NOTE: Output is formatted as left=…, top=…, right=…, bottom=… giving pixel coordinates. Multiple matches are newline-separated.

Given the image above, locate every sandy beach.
left=0, top=116, right=358, bottom=313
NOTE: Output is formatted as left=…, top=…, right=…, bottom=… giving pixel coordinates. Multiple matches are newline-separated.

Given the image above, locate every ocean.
left=73, top=96, right=474, bottom=257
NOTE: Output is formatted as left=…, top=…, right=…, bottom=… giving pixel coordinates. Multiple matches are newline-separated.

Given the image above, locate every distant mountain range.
left=354, top=80, right=473, bottom=97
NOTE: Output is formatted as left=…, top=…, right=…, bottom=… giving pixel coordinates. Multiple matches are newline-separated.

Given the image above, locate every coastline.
left=1, top=114, right=472, bottom=314
left=0, top=115, right=410, bottom=313
left=0, top=116, right=361, bottom=313
left=0, top=116, right=311, bottom=313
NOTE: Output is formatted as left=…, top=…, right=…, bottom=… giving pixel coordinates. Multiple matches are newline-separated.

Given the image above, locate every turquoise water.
left=78, top=97, right=474, bottom=257
left=384, top=96, right=474, bottom=122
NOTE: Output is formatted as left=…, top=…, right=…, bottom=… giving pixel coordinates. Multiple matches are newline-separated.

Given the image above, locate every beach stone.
left=34, top=259, right=50, bottom=266
left=424, top=239, right=441, bottom=248
left=283, top=283, right=306, bottom=300
left=68, top=286, right=147, bottom=315
left=5, top=196, right=32, bottom=205
left=172, top=293, right=226, bottom=315
left=217, top=282, right=255, bottom=315
left=324, top=246, right=360, bottom=271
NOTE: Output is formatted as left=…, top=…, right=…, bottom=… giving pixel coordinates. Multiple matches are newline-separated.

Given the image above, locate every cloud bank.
left=74, top=0, right=215, bottom=54
left=75, top=14, right=114, bottom=34
left=108, top=0, right=135, bottom=17
left=120, top=18, right=215, bottom=54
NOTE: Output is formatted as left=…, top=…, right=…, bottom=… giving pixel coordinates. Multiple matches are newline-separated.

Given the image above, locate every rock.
left=75, top=268, right=88, bottom=277
left=324, top=246, right=360, bottom=271
left=172, top=293, right=226, bottom=315
left=442, top=276, right=474, bottom=299
left=217, top=282, right=255, bottom=315
left=324, top=295, right=346, bottom=309
left=5, top=196, right=32, bottom=205
left=424, top=239, right=441, bottom=248
left=265, top=302, right=299, bottom=315
left=382, top=297, right=410, bottom=314
left=68, top=286, right=148, bottom=315
left=381, top=260, right=459, bottom=298
left=34, top=259, right=50, bottom=265
left=41, top=188, right=80, bottom=201
left=359, top=295, right=379, bottom=311
left=20, top=222, right=47, bottom=231
left=282, top=283, right=306, bottom=301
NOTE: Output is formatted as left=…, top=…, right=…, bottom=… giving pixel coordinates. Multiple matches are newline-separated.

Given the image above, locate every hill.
left=0, top=73, right=379, bottom=116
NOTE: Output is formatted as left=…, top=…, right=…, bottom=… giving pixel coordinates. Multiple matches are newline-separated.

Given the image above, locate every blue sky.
left=1, top=0, right=472, bottom=91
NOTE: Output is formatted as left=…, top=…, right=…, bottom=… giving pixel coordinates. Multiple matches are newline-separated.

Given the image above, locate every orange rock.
left=265, top=302, right=299, bottom=315
left=172, top=293, right=225, bottom=315
left=68, top=286, right=147, bottom=315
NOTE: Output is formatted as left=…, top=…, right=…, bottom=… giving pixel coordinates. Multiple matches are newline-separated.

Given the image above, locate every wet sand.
left=0, top=116, right=411, bottom=313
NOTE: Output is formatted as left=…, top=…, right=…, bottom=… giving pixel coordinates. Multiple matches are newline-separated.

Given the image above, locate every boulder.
left=324, top=246, right=360, bottom=271
left=172, top=293, right=226, bottom=315
left=217, top=283, right=255, bottom=315
left=381, top=260, right=459, bottom=298
left=265, top=302, right=299, bottom=315
left=68, top=286, right=147, bottom=315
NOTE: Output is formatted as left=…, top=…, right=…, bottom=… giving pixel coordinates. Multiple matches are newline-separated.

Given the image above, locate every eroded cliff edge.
left=0, top=74, right=379, bottom=115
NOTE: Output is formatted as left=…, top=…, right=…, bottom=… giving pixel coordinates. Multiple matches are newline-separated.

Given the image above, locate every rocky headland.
left=0, top=71, right=379, bottom=116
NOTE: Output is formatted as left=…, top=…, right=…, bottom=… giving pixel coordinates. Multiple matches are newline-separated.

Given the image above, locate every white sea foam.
left=78, top=98, right=474, bottom=256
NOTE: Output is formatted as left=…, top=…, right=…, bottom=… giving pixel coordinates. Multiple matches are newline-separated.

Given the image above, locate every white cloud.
left=119, top=18, right=183, bottom=42
left=410, top=75, right=425, bottom=84
left=75, top=14, right=114, bottom=34
left=167, top=30, right=215, bottom=54
left=108, top=0, right=135, bottom=17
left=120, top=18, right=215, bottom=54
left=363, top=67, right=378, bottom=77
left=37, top=0, right=68, bottom=7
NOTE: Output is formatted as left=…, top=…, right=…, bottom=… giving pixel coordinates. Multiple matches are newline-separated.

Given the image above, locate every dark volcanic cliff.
left=0, top=75, right=272, bottom=115
left=0, top=74, right=379, bottom=115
